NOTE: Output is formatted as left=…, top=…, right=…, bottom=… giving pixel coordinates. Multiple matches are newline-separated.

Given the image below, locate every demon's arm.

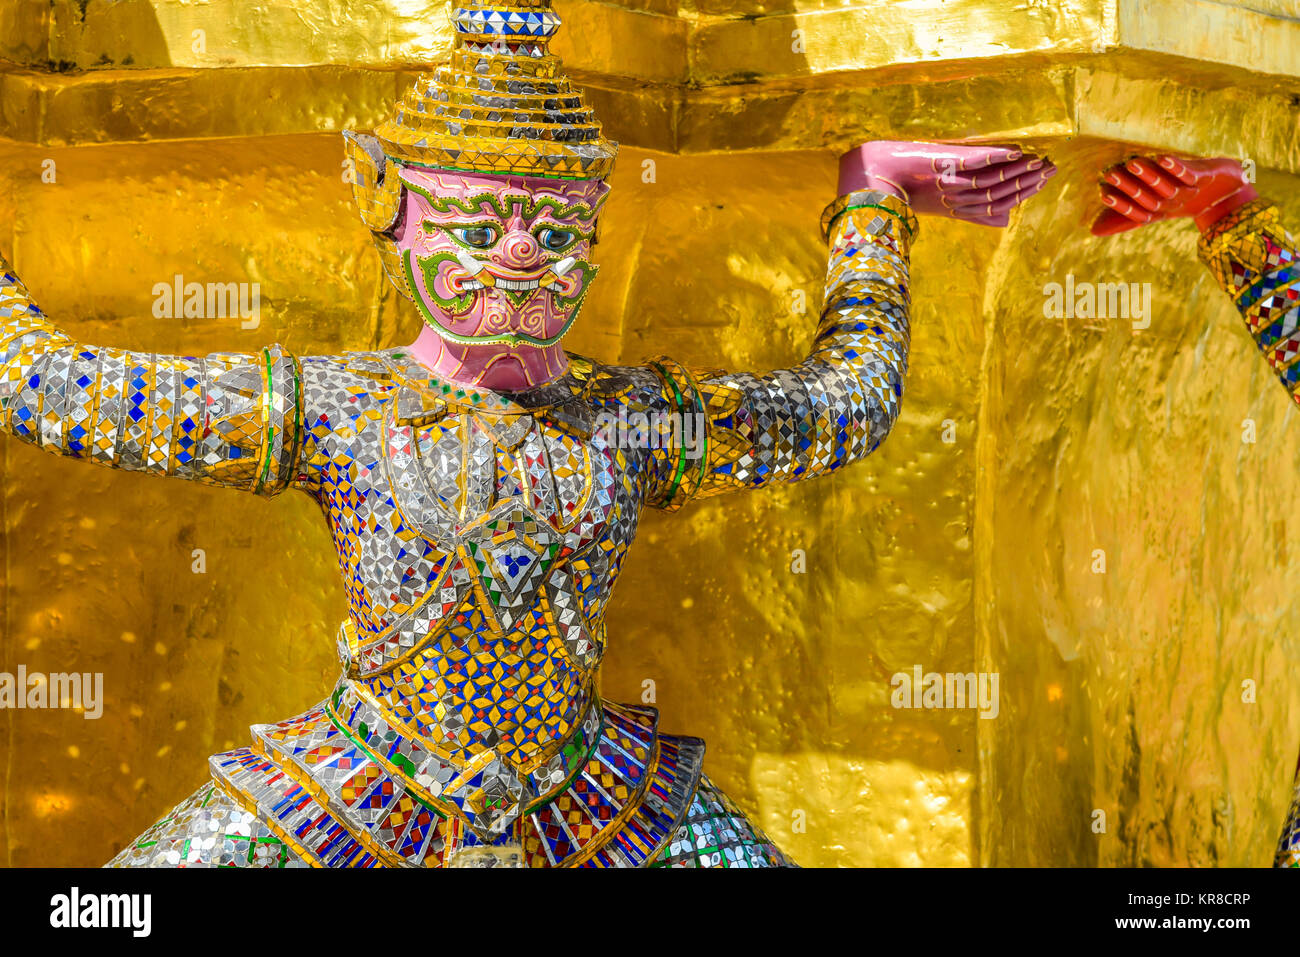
left=656, top=194, right=913, bottom=507
left=1196, top=200, right=1300, bottom=404
left=592, top=140, right=1052, bottom=510
left=602, top=138, right=1057, bottom=509
left=616, top=191, right=914, bottom=509
left=0, top=255, right=302, bottom=495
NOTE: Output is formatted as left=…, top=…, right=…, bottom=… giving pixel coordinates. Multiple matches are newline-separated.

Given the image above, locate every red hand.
left=1090, top=155, right=1258, bottom=236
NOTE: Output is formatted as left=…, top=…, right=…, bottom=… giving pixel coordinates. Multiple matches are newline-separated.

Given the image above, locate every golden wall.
left=1, top=0, right=1298, bottom=867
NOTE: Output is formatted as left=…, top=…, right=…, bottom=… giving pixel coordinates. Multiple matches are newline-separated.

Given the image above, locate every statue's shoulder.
left=296, top=350, right=405, bottom=420
left=298, top=349, right=400, bottom=383
left=572, top=352, right=678, bottom=414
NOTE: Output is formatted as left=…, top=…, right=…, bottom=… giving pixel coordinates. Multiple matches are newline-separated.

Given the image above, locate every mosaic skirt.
left=106, top=773, right=795, bottom=869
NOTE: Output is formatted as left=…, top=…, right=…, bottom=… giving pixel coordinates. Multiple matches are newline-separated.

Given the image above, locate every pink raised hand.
left=1090, top=155, right=1258, bottom=235
left=839, top=140, right=1057, bottom=227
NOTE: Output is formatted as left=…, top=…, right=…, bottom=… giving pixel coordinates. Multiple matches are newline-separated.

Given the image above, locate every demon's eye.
left=452, top=225, right=499, bottom=249
left=537, top=227, right=577, bottom=252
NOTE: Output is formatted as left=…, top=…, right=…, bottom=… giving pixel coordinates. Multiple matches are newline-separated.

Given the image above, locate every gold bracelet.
left=820, top=190, right=919, bottom=244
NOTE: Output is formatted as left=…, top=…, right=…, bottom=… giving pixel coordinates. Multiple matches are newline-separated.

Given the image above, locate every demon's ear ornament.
left=343, top=130, right=403, bottom=232
left=343, top=129, right=415, bottom=301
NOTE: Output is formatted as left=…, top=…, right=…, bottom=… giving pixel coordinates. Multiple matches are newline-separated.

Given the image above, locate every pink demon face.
left=394, top=167, right=609, bottom=369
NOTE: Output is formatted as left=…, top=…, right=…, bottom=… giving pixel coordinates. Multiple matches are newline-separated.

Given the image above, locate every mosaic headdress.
left=345, top=0, right=618, bottom=297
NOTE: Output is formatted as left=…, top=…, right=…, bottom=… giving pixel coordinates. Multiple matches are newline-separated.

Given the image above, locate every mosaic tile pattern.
left=110, top=763, right=783, bottom=869
left=1, top=189, right=915, bottom=868
left=653, top=774, right=793, bottom=868
left=0, top=268, right=301, bottom=495
left=1198, top=200, right=1300, bottom=404
left=108, top=785, right=306, bottom=869
left=371, top=1, right=618, bottom=180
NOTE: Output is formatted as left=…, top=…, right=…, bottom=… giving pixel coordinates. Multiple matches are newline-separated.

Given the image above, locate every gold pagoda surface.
left=0, top=0, right=1298, bottom=867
